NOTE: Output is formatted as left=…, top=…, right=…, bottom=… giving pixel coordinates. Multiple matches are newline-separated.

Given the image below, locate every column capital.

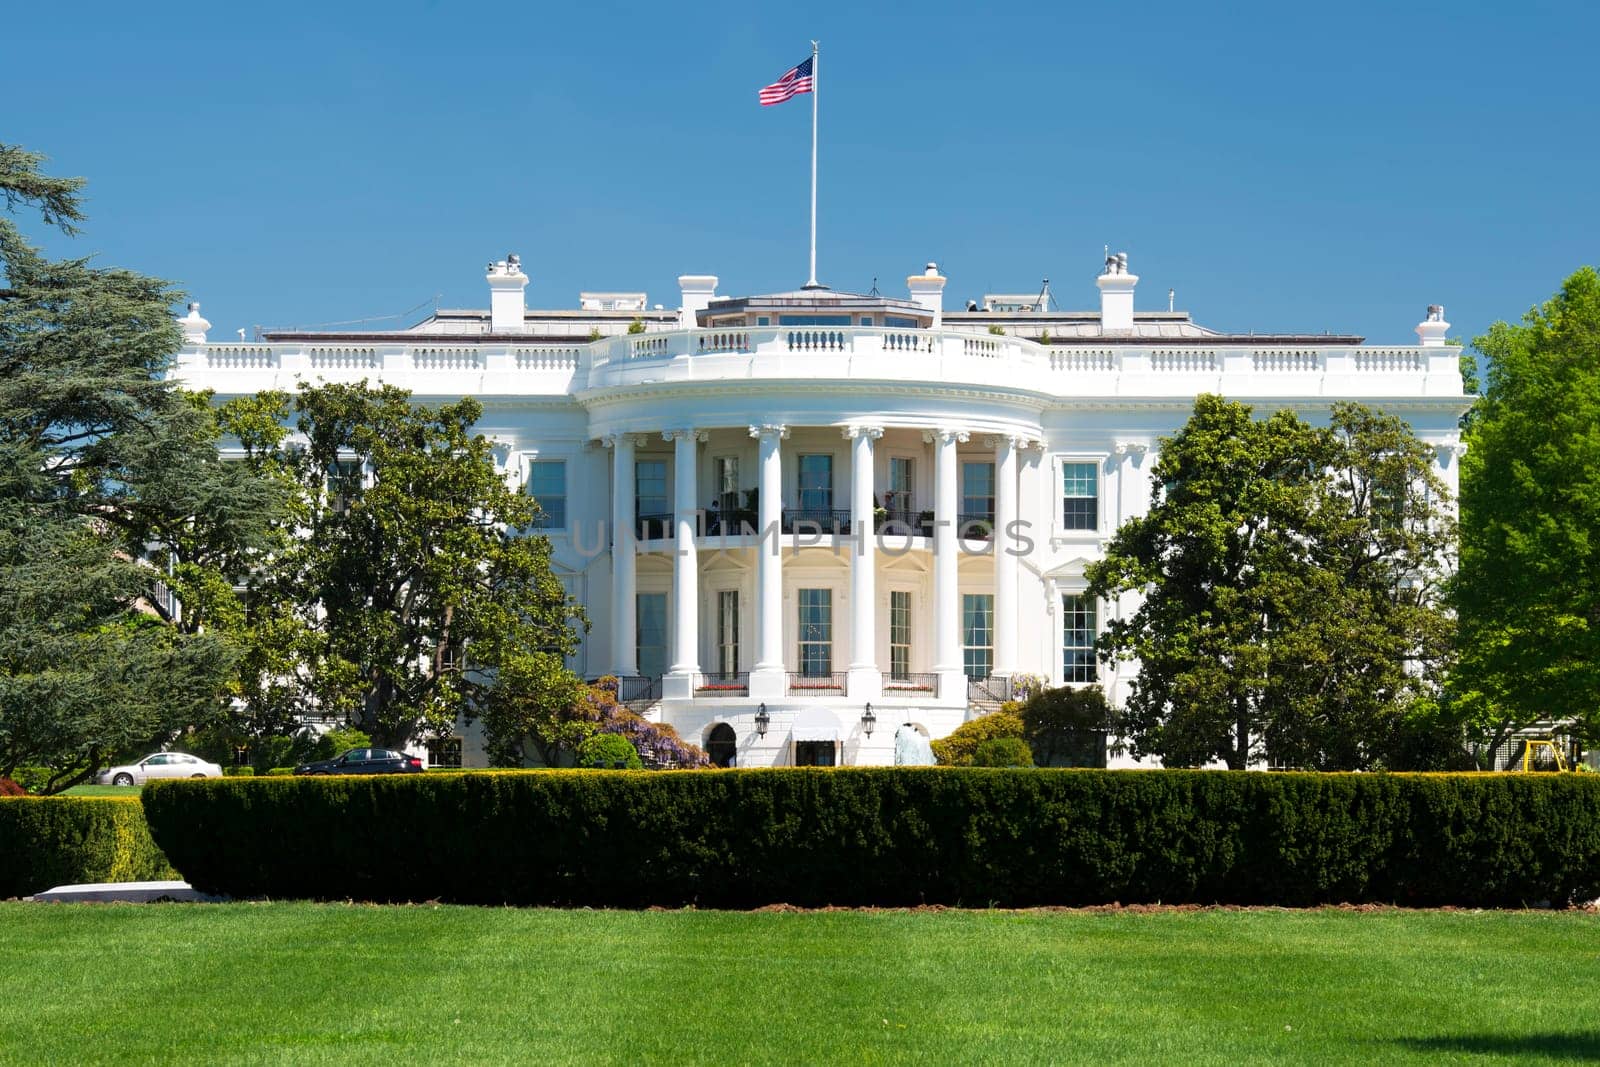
left=599, top=432, right=642, bottom=449
left=1435, top=441, right=1468, bottom=466
left=662, top=428, right=710, bottom=443
left=1113, top=441, right=1150, bottom=457
left=922, top=428, right=970, bottom=445
left=841, top=424, right=884, bottom=440
left=748, top=423, right=790, bottom=441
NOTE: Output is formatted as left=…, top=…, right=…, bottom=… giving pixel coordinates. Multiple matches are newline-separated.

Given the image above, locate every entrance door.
left=794, top=741, right=836, bottom=766
left=706, top=723, right=737, bottom=768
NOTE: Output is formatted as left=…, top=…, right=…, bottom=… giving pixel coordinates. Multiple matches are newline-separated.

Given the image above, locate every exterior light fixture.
left=862, top=702, right=876, bottom=738
left=755, top=703, right=770, bottom=738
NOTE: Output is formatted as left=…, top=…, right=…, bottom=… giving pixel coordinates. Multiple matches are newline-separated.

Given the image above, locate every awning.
left=791, top=707, right=841, bottom=742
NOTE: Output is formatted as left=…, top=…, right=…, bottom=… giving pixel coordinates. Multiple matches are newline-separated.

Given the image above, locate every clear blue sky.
left=6, top=0, right=1596, bottom=347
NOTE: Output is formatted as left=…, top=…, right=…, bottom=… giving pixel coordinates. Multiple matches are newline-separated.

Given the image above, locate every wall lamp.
left=861, top=702, right=876, bottom=738
left=755, top=703, right=770, bottom=738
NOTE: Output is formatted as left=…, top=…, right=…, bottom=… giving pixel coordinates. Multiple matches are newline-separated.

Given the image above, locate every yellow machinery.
left=1519, top=739, right=1570, bottom=773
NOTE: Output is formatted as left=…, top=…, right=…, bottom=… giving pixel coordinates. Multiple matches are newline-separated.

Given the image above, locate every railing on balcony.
left=635, top=512, right=673, bottom=541
left=695, top=672, right=749, bottom=697
left=956, top=512, right=995, bottom=541
left=968, top=675, right=1019, bottom=704
left=617, top=675, right=661, bottom=706
left=876, top=508, right=933, bottom=536
left=781, top=508, right=852, bottom=534
left=881, top=672, right=938, bottom=696
left=786, top=671, right=847, bottom=696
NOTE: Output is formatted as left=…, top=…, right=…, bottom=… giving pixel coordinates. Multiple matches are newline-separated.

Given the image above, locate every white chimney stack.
left=1096, top=251, right=1138, bottom=334
left=179, top=301, right=210, bottom=344
left=678, top=275, right=718, bottom=328
left=907, top=262, right=947, bottom=328
left=1415, top=304, right=1450, bottom=347
left=486, top=253, right=528, bottom=334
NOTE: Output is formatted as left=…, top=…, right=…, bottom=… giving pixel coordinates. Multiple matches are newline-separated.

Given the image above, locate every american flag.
left=759, top=56, right=814, bottom=107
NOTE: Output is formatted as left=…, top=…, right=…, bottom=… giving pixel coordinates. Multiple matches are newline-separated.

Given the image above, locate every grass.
left=2, top=905, right=1597, bottom=1064
left=59, top=784, right=141, bottom=797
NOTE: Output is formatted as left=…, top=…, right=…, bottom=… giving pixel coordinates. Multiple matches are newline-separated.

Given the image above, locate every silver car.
left=97, top=752, right=223, bottom=786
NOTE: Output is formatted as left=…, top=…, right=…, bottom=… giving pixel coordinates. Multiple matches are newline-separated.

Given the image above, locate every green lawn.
left=3, top=905, right=1597, bottom=1064
left=59, top=783, right=141, bottom=796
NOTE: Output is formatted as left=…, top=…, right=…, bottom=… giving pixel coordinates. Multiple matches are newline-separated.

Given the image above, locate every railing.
left=956, top=512, right=995, bottom=541
left=968, top=675, right=1019, bottom=704
left=786, top=671, right=847, bottom=695
left=877, top=509, right=933, bottom=537
left=635, top=512, right=673, bottom=540
left=781, top=508, right=852, bottom=534
left=882, top=672, right=938, bottom=696
left=616, top=675, right=661, bottom=706
left=695, top=672, right=749, bottom=696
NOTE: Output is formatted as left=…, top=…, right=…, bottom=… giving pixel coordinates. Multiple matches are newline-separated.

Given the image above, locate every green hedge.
left=141, top=770, right=1600, bottom=909
left=0, top=798, right=176, bottom=898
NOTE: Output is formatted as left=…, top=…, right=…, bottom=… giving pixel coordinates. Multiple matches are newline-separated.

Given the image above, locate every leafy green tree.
left=576, top=732, right=643, bottom=769
left=1455, top=268, right=1600, bottom=754
left=248, top=382, right=586, bottom=748
left=970, top=736, right=1034, bottom=767
left=1086, top=395, right=1455, bottom=770
left=0, top=145, right=248, bottom=789
left=1018, top=686, right=1113, bottom=768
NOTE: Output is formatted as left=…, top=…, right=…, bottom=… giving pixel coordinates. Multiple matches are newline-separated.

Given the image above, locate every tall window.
left=963, top=594, right=994, bottom=679
left=890, top=591, right=912, bottom=679
left=717, top=590, right=739, bottom=676
left=886, top=457, right=914, bottom=517
left=798, top=454, right=833, bottom=514
left=528, top=460, right=566, bottom=529
left=637, top=592, right=667, bottom=678
left=798, top=589, right=832, bottom=676
left=425, top=737, right=462, bottom=769
left=327, top=458, right=362, bottom=514
left=636, top=459, right=668, bottom=538
left=1062, top=462, right=1098, bottom=530
left=1062, top=595, right=1097, bottom=683
left=713, top=456, right=739, bottom=513
left=962, top=462, right=995, bottom=526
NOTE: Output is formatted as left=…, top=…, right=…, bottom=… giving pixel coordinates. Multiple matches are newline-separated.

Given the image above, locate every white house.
left=171, top=252, right=1468, bottom=769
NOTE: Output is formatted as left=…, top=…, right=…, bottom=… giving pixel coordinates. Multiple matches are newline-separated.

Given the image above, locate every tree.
left=1454, top=268, right=1600, bottom=754
left=1085, top=395, right=1455, bottom=770
left=1018, top=686, right=1113, bottom=768
left=0, top=144, right=251, bottom=790
left=247, top=382, right=587, bottom=748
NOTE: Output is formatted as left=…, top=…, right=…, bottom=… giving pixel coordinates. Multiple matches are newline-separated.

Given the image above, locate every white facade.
left=172, top=255, right=1469, bottom=768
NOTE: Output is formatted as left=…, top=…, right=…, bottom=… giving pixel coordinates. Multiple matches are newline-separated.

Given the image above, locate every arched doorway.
left=706, top=723, right=737, bottom=768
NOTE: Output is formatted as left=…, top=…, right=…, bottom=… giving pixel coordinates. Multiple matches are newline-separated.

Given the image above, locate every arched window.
left=706, top=723, right=737, bottom=768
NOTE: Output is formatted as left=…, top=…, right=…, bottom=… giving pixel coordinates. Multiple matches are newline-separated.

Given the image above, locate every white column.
left=663, top=429, right=704, bottom=698
left=609, top=434, right=637, bottom=677
left=846, top=425, right=883, bottom=700
left=749, top=423, right=788, bottom=699
left=992, top=434, right=1020, bottom=677
left=930, top=428, right=968, bottom=702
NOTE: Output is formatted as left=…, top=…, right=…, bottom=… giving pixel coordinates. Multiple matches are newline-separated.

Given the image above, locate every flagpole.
left=806, top=39, right=819, bottom=288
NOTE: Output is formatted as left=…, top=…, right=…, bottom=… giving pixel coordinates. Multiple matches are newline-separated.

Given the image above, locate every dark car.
left=293, top=747, right=424, bottom=776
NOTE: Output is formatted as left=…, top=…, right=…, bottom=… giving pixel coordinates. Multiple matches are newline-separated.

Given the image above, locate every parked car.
left=293, top=748, right=425, bottom=776
left=97, top=752, right=224, bottom=786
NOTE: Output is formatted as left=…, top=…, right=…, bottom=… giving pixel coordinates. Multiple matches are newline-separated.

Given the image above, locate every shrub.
left=972, top=737, right=1034, bottom=767
left=222, top=767, right=255, bottom=778
left=140, top=770, right=1600, bottom=909
left=0, top=778, right=25, bottom=797
left=1020, top=686, right=1113, bottom=767
left=311, top=727, right=372, bottom=763
left=11, top=767, right=54, bottom=794
left=931, top=712, right=1024, bottom=766
left=576, top=734, right=642, bottom=770
left=264, top=767, right=294, bottom=777
left=1, top=798, right=175, bottom=898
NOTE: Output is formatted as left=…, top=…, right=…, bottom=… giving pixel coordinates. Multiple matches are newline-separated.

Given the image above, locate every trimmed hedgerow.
left=0, top=798, right=176, bottom=898
left=141, top=770, right=1600, bottom=909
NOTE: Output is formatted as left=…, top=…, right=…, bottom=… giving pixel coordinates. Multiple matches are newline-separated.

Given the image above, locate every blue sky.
left=5, top=0, right=1596, bottom=347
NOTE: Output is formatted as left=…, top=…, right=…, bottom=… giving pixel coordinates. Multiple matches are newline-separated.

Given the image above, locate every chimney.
left=179, top=301, right=211, bottom=344
left=907, top=262, right=947, bottom=328
left=678, top=275, right=718, bottom=328
left=1415, top=304, right=1450, bottom=347
left=1096, top=251, right=1138, bottom=334
left=486, top=253, right=528, bottom=334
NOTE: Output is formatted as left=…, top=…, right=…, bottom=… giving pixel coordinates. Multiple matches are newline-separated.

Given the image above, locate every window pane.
left=799, top=455, right=833, bottom=512
left=963, top=594, right=993, bottom=680
left=890, top=590, right=911, bottom=678
left=1062, top=462, right=1098, bottom=530
left=637, top=593, right=668, bottom=678
left=798, top=588, right=832, bottom=675
left=1062, top=595, right=1097, bottom=683
left=962, top=462, right=995, bottom=522
left=718, top=590, right=739, bottom=675
left=529, top=460, right=566, bottom=529
left=636, top=459, right=668, bottom=520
